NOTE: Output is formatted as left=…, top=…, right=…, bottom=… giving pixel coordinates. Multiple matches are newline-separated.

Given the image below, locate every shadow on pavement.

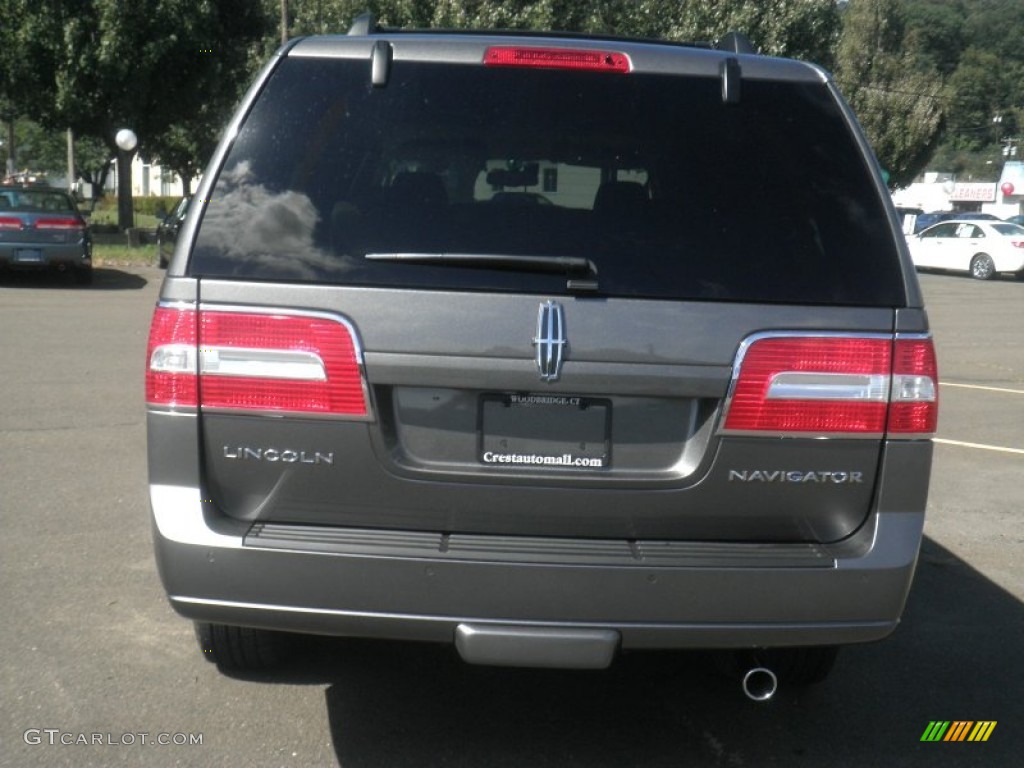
left=0, top=266, right=149, bottom=290
left=225, top=536, right=1023, bottom=767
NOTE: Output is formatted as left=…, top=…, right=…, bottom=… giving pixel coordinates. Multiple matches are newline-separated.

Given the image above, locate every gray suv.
left=146, top=19, right=938, bottom=697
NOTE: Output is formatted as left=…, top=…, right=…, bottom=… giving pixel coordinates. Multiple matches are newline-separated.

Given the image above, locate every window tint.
left=992, top=223, right=1024, bottom=236
left=0, top=189, right=76, bottom=212
left=191, top=57, right=904, bottom=306
left=923, top=223, right=958, bottom=239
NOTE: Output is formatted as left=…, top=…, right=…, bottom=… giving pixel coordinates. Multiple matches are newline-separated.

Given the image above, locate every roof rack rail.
left=348, top=12, right=381, bottom=36
left=342, top=16, right=756, bottom=58
left=716, top=32, right=756, bottom=55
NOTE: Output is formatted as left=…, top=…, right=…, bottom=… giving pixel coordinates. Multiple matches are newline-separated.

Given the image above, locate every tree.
left=901, top=0, right=967, bottom=77
left=834, top=0, right=944, bottom=188
left=3, top=1, right=273, bottom=196
left=276, top=0, right=840, bottom=65
left=7, top=120, right=115, bottom=199
left=144, top=3, right=274, bottom=195
left=900, top=0, right=1024, bottom=179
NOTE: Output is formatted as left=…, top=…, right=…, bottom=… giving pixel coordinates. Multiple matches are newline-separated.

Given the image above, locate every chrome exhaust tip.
left=741, top=667, right=778, bottom=702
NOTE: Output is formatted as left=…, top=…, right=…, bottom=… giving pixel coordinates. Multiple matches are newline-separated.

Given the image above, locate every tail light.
left=0, top=216, right=23, bottom=230
left=145, top=304, right=370, bottom=418
left=146, top=305, right=199, bottom=408
left=888, top=337, right=939, bottom=434
left=35, top=216, right=85, bottom=230
left=1010, top=240, right=1024, bottom=249
left=721, top=333, right=937, bottom=438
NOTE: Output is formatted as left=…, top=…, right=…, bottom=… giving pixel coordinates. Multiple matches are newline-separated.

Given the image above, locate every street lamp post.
left=115, top=128, right=138, bottom=232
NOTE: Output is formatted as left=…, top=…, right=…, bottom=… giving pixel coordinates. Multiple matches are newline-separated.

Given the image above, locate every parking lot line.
left=934, top=438, right=1024, bottom=456
left=941, top=382, right=1024, bottom=396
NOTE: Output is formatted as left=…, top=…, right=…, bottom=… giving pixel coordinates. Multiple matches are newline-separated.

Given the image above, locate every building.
left=892, top=162, right=1024, bottom=219
left=108, top=154, right=200, bottom=198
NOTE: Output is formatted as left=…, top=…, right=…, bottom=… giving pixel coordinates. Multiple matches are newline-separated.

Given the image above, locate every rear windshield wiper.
left=364, top=252, right=599, bottom=291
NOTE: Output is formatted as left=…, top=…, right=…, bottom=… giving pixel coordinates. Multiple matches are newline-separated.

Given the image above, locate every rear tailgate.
left=165, top=286, right=901, bottom=543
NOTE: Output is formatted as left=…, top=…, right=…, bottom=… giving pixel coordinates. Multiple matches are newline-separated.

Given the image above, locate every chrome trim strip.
left=199, top=346, right=327, bottom=381
left=168, top=595, right=897, bottom=636
left=720, top=429, right=886, bottom=440
left=766, top=372, right=889, bottom=402
left=156, top=299, right=197, bottom=311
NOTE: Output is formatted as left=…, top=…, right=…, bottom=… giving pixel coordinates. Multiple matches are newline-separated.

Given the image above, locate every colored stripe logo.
left=921, top=721, right=997, bottom=742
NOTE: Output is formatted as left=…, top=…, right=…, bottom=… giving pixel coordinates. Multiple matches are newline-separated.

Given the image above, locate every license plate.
left=14, top=249, right=43, bottom=263
left=479, top=393, right=611, bottom=469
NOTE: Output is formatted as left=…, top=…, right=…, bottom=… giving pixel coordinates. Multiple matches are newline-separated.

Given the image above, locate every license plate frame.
left=478, top=393, right=611, bottom=470
left=14, top=249, right=44, bottom=263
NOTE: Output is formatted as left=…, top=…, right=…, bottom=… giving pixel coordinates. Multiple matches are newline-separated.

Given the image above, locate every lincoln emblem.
left=532, top=301, right=567, bottom=382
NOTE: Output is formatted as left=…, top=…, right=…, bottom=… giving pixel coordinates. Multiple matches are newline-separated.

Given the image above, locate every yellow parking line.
left=934, top=438, right=1024, bottom=456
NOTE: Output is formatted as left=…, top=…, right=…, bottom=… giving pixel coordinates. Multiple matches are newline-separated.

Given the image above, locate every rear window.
left=190, top=56, right=904, bottom=306
left=0, top=189, right=77, bottom=213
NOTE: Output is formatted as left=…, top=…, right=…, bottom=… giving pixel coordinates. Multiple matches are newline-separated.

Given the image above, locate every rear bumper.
left=0, top=242, right=91, bottom=270
left=151, top=482, right=925, bottom=656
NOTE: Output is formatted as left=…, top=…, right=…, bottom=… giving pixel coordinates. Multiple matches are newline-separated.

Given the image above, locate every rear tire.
left=194, top=622, right=287, bottom=670
left=970, top=253, right=995, bottom=280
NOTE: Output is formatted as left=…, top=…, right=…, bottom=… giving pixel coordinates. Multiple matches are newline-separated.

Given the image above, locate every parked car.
left=893, top=206, right=924, bottom=234
left=155, top=195, right=190, bottom=269
left=909, top=219, right=1024, bottom=279
left=0, top=185, right=92, bottom=284
left=145, top=17, right=938, bottom=698
left=912, top=210, right=999, bottom=233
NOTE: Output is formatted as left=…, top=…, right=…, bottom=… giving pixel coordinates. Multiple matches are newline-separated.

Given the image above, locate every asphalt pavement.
left=0, top=266, right=1021, bottom=767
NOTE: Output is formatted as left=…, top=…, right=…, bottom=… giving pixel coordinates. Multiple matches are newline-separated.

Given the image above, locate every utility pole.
left=3, top=117, right=14, bottom=179
left=67, top=128, right=75, bottom=193
left=280, top=0, right=288, bottom=45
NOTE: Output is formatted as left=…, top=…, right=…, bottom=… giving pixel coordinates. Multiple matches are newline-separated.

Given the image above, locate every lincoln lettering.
left=728, top=470, right=863, bottom=484
left=223, top=446, right=334, bottom=465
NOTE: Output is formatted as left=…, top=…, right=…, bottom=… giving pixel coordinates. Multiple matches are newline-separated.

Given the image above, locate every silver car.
left=146, top=20, right=938, bottom=699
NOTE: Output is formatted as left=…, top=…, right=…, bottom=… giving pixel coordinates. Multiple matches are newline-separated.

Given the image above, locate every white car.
left=909, top=219, right=1024, bottom=280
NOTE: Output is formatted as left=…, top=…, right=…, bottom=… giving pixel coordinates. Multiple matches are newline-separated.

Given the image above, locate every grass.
left=88, top=209, right=161, bottom=229
left=92, top=243, right=160, bottom=267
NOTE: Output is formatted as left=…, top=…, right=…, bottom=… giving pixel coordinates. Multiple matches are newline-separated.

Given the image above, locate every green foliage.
left=3, top=120, right=112, bottom=188
left=3, top=1, right=273, bottom=188
left=901, top=0, right=966, bottom=76
left=279, top=0, right=839, bottom=64
left=6, top=0, right=1020, bottom=191
left=93, top=194, right=179, bottom=216
left=835, top=0, right=944, bottom=188
left=901, top=0, right=1024, bottom=181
